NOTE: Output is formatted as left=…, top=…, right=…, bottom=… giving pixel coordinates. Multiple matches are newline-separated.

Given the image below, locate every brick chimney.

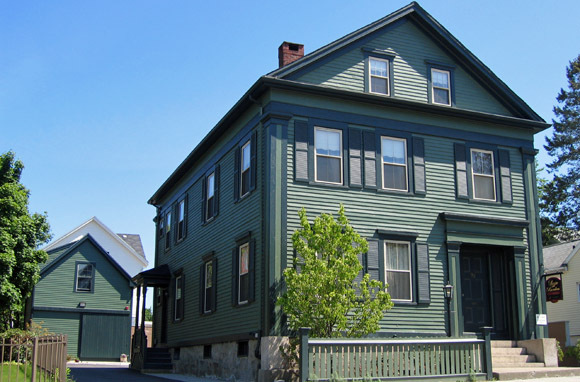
left=278, top=42, right=304, bottom=68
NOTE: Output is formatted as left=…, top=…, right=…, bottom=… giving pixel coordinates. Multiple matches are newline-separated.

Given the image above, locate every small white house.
left=544, top=240, right=580, bottom=346
left=44, top=217, right=149, bottom=325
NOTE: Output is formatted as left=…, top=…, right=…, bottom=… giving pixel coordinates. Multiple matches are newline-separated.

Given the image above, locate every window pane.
left=178, top=200, right=185, bottom=222
left=77, top=278, right=92, bottom=291
left=433, top=88, right=449, bottom=105
left=387, top=271, right=411, bottom=300
left=397, top=244, right=410, bottom=270
left=315, top=129, right=341, bottom=157
left=241, top=169, right=250, bottom=196
left=77, top=264, right=93, bottom=277
left=386, top=242, right=399, bottom=269
left=371, top=77, right=388, bottom=94
left=317, top=156, right=341, bottom=183
left=474, top=175, right=495, bottom=200
left=205, top=287, right=213, bottom=312
left=207, top=174, right=215, bottom=198
left=432, top=70, right=449, bottom=88
left=242, top=143, right=251, bottom=171
left=383, top=164, right=407, bottom=190
left=166, top=212, right=171, bottom=232
left=386, top=243, right=410, bottom=271
left=472, top=151, right=493, bottom=175
left=370, top=59, right=388, bottom=77
left=206, top=262, right=213, bottom=288
left=382, top=138, right=406, bottom=164
left=239, top=274, right=249, bottom=302
left=240, top=245, right=249, bottom=275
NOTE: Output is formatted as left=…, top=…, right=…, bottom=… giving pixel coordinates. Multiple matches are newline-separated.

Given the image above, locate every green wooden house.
left=134, top=2, right=549, bottom=380
left=31, top=234, right=133, bottom=360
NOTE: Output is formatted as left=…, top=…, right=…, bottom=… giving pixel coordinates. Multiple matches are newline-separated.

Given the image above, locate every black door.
left=460, top=246, right=512, bottom=338
left=460, top=251, right=491, bottom=333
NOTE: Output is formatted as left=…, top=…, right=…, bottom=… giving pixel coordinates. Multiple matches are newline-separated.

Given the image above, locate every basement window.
left=237, top=341, right=249, bottom=357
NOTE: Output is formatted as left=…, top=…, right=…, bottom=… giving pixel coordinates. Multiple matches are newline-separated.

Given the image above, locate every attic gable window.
left=75, top=262, right=95, bottom=293
left=370, top=58, right=390, bottom=95
left=431, top=69, right=450, bottom=105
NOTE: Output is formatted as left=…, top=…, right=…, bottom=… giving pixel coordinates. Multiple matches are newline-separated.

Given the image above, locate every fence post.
left=31, top=336, right=38, bottom=382
left=61, top=335, right=68, bottom=382
left=481, top=327, right=493, bottom=381
left=299, top=328, right=311, bottom=382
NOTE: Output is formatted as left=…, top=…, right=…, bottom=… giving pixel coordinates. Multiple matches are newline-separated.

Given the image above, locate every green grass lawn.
left=0, top=362, right=32, bottom=382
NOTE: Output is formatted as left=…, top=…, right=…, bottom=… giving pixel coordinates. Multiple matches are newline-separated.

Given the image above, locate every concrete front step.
left=492, top=354, right=538, bottom=365
left=493, top=366, right=580, bottom=380
left=492, top=347, right=527, bottom=355
left=491, top=340, right=517, bottom=348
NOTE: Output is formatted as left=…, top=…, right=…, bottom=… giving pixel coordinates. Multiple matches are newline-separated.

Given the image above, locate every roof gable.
left=268, top=2, right=543, bottom=122
left=43, top=217, right=148, bottom=275
left=543, top=240, right=580, bottom=272
left=42, top=234, right=133, bottom=282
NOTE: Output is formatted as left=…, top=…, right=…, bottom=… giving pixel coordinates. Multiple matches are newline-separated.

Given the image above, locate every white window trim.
left=381, top=136, right=408, bottom=191
left=240, top=140, right=251, bottom=197
left=369, top=57, right=390, bottom=96
left=314, top=126, right=343, bottom=185
left=431, top=68, right=451, bottom=106
left=238, top=242, right=250, bottom=305
left=384, top=240, right=413, bottom=302
left=471, top=148, right=496, bottom=201
left=577, top=282, right=580, bottom=303
left=206, top=172, right=215, bottom=221
left=75, top=263, right=94, bottom=292
left=204, top=261, right=212, bottom=313
left=174, top=275, right=182, bottom=321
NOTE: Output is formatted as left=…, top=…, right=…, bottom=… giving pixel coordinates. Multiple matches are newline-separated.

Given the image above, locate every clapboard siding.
left=285, top=111, right=531, bottom=334
left=156, top=122, right=263, bottom=345
left=34, top=240, right=132, bottom=310
left=295, top=19, right=512, bottom=117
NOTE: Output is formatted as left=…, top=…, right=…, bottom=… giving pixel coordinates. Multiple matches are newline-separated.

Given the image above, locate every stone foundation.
left=173, top=340, right=260, bottom=381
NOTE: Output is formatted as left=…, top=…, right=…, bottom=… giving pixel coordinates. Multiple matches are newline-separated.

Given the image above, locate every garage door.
left=79, top=313, right=131, bottom=360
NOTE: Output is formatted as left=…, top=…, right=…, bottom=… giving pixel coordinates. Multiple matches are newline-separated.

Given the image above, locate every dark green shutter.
left=234, top=147, right=240, bottom=202
left=498, top=150, right=512, bottom=204
left=454, top=143, right=469, bottom=199
left=212, top=258, right=218, bottom=312
left=248, top=239, right=256, bottom=303
left=214, top=165, right=220, bottom=217
left=201, top=177, right=207, bottom=223
left=199, top=264, right=205, bottom=314
left=250, top=131, right=257, bottom=192
left=179, top=275, right=185, bottom=319
left=354, top=252, right=365, bottom=285
left=232, top=248, right=239, bottom=306
left=413, top=137, right=426, bottom=194
left=294, top=121, right=309, bottom=182
left=363, top=131, right=377, bottom=188
left=416, top=243, right=430, bottom=304
left=367, top=239, right=381, bottom=282
left=349, top=128, right=362, bottom=187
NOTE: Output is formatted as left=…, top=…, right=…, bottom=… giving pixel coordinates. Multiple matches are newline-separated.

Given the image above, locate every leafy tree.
left=0, top=151, right=51, bottom=330
left=543, top=54, right=580, bottom=238
left=144, top=307, right=153, bottom=321
left=278, top=205, right=393, bottom=339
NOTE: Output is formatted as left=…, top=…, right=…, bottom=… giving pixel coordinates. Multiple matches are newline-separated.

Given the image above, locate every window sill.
left=307, top=181, right=349, bottom=189
left=235, top=189, right=254, bottom=204
left=377, top=188, right=413, bottom=196
left=202, top=216, right=217, bottom=227
left=391, top=301, right=417, bottom=306
left=467, top=197, right=501, bottom=205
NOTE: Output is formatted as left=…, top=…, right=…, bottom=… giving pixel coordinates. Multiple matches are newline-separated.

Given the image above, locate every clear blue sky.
left=2, top=1, right=578, bottom=291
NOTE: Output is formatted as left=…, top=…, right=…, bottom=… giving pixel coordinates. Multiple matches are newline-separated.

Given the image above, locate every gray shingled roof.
left=543, top=240, right=580, bottom=272
left=117, top=233, right=146, bottom=260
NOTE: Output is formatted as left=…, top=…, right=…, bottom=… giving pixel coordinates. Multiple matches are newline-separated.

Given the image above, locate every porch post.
left=481, top=326, right=493, bottom=381
left=514, top=247, right=528, bottom=340
left=135, top=286, right=141, bottom=331
left=141, top=284, right=148, bottom=329
left=299, top=328, right=310, bottom=382
left=447, top=242, right=462, bottom=337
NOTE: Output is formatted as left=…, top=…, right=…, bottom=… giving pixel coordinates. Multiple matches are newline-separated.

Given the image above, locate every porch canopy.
left=132, top=264, right=171, bottom=331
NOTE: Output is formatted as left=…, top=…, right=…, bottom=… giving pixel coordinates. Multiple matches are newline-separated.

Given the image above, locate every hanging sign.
left=545, top=276, right=563, bottom=303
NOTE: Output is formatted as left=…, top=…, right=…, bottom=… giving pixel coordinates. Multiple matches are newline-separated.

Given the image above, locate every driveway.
left=68, top=363, right=217, bottom=382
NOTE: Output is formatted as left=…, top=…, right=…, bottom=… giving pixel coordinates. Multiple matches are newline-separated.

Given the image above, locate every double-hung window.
left=238, top=243, right=250, bottom=304
left=315, top=127, right=342, bottom=184
left=471, top=149, right=496, bottom=201
left=241, top=141, right=251, bottom=197
left=431, top=69, right=451, bottom=106
left=369, top=58, right=390, bottom=95
left=206, top=172, right=216, bottom=220
left=204, top=261, right=214, bottom=313
left=165, top=211, right=172, bottom=250
left=381, top=137, right=407, bottom=191
left=174, top=274, right=184, bottom=321
left=384, top=241, right=412, bottom=302
left=176, top=198, right=186, bottom=242
left=75, top=263, right=94, bottom=292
